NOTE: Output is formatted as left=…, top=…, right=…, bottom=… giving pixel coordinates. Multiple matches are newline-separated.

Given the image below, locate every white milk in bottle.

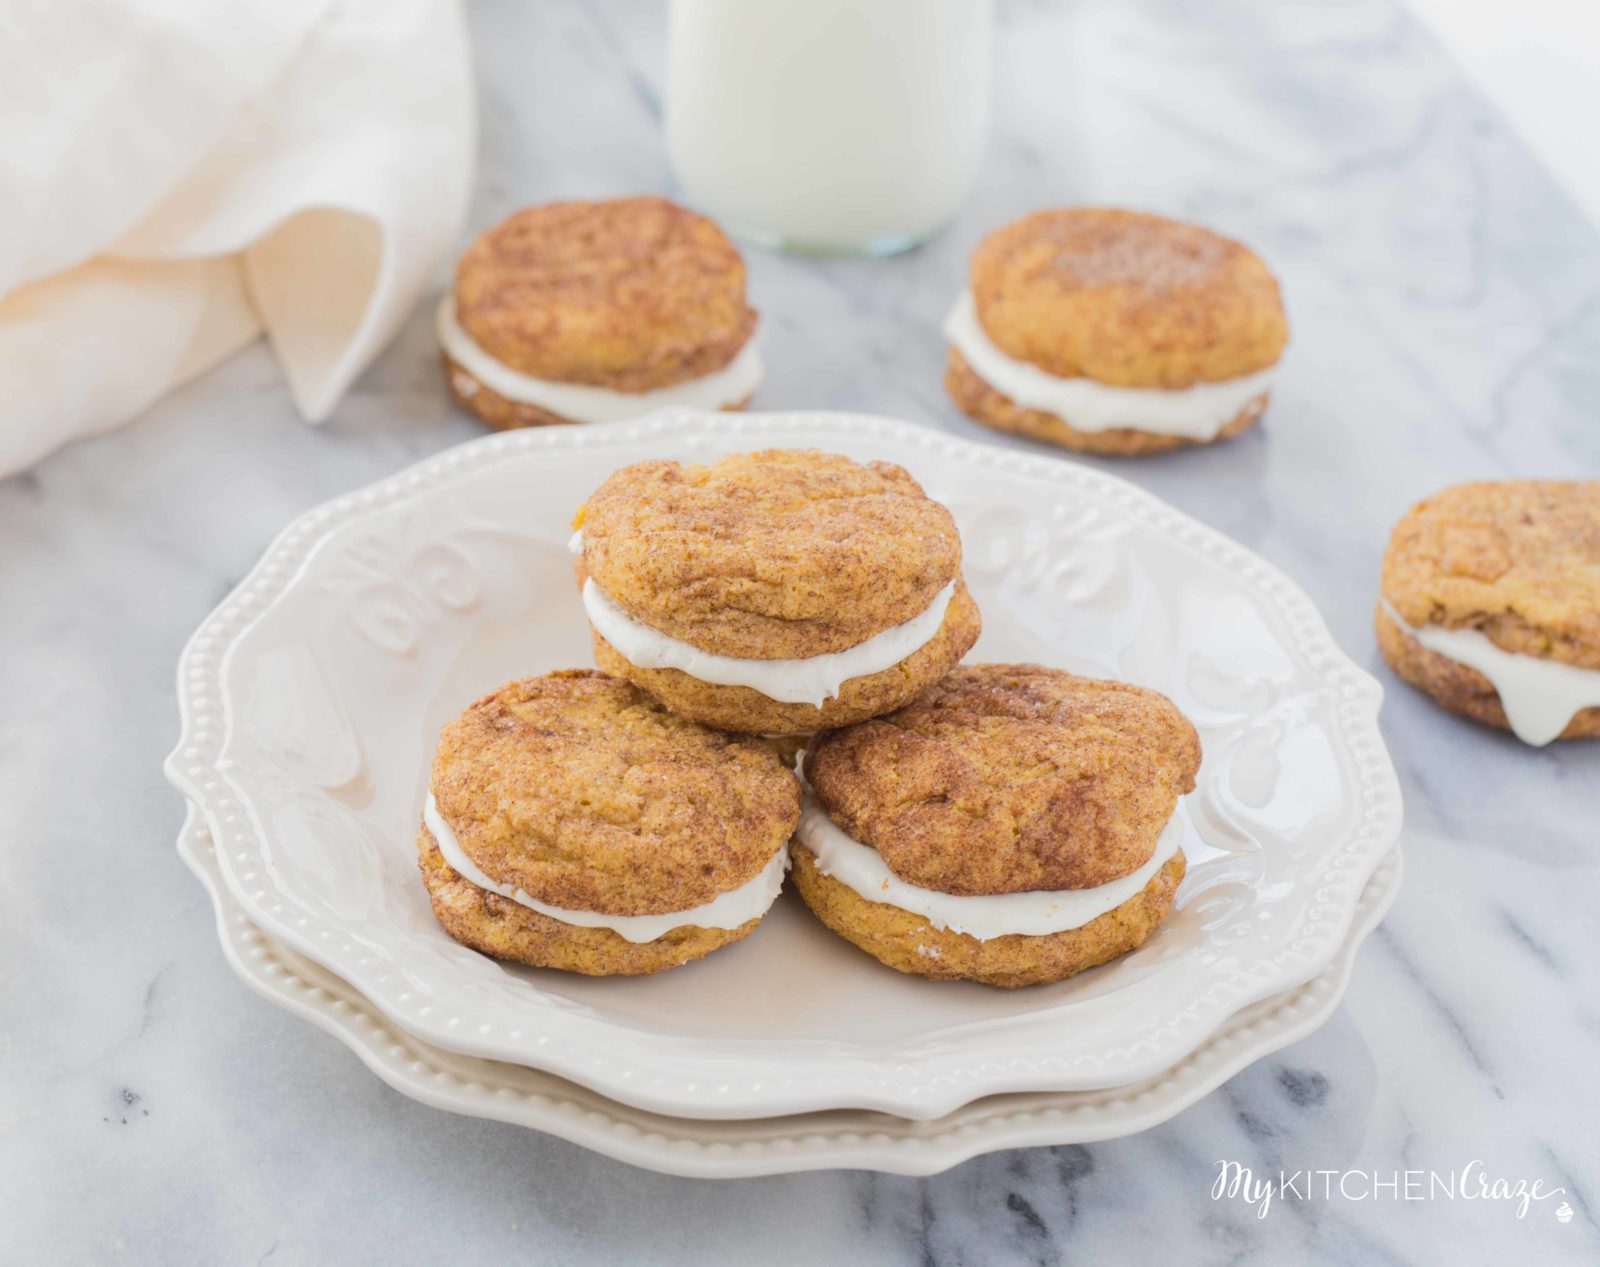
left=667, top=0, right=993, bottom=256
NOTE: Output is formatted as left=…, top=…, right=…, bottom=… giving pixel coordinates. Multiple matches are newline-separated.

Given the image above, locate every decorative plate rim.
left=165, top=409, right=1404, bottom=1120
left=178, top=804, right=1402, bottom=1178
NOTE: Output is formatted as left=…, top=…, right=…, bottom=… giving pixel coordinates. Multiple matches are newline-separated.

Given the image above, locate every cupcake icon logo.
left=1556, top=1202, right=1574, bottom=1224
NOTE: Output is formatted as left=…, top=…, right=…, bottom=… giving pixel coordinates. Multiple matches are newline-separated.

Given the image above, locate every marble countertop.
left=3, top=1, right=1596, bottom=1262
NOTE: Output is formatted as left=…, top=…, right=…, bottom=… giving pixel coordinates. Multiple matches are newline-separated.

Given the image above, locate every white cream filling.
left=424, top=793, right=788, bottom=943
left=795, top=796, right=1184, bottom=941
left=943, top=290, right=1275, bottom=439
left=1381, top=598, right=1600, bottom=746
left=573, top=534, right=957, bottom=706
left=437, top=298, right=763, bottom=424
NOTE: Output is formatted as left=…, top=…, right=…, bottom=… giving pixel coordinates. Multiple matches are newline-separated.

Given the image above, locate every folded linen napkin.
left=0, top=0, right=475, bottom=478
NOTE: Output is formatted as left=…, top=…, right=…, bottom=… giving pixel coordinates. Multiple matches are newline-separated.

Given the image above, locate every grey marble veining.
left=2, top=0, right=1597, bottom=1262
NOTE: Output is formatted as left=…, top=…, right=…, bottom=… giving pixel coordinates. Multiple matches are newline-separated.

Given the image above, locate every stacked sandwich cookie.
left=419, top=449, right=1201, bottom=987
left=417, top=447, right=983, bottom=977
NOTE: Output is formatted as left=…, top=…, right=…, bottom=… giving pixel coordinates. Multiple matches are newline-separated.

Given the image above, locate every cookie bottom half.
left=443, top=353, right=754, bottom=431
left=419, top=830, right=759, bottom=975
left=790, top=844, right=1186, bottom=989
left=1375, top=606, right=1600, bottom=742
left=944, top=347, right=1265, bottom=458
left=590, top=581, right=982, bottom=736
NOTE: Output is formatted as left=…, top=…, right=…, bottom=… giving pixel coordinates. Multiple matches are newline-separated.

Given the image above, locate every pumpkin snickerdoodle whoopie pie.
left=943, top=208, right=1288, bottom=456
left=418, top=671, right=800, bottom=975
left=791, top=664, right=1199, bottom=988
left=438, top=196, right=762, bottom=429
left=569, top=449, right=983, bottom=736
left=1376, top=479, right=1600, bottom=745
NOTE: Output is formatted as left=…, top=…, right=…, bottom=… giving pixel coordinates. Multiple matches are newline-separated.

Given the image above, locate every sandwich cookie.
left=793, top=664, right=1199, bottom=988
left=571, top=449, right=982, bottom=735
left=944, top=208, right=1288, bottom=455
left=441, top=196, right=762, bottom=429
left=1376, top=480, right=1600, bottom=744
left=418, top=671, right=800, bottom=974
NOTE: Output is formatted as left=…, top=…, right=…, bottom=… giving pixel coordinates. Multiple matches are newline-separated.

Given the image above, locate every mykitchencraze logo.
left=1212, top=1160, right=1569, bottom=1221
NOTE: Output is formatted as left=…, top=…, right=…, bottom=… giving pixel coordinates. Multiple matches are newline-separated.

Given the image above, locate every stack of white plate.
left=167, top=411, right=1403, bottom=1178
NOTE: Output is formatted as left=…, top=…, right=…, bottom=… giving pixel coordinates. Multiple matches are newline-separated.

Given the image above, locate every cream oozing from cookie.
left=424, top=793, right=789, bottom=942
left=571, top=532, right=957, bottom=706
left=943, top=291, right=1275, bottom=439
left=1380, top=597, right=1600, bottom=746
left=437, top=298, right=763, bottom=423
left=795, top=796, right=1184, bottom=940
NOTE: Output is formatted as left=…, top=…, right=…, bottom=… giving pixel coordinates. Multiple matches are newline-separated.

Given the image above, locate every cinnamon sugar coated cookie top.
left=805, top=664, right=1201, bottom=896
left=1380, top=480, right=1600, bottom=670
left=429, top=671, right=800, bottom=916
left=969, top=208, right=1287, bottom=388
left=576, top=449, right=963, bottom=660
left=453, top=197, right=756, bottom=392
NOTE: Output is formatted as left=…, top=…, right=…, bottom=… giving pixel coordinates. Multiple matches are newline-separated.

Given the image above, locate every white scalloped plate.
left=178, top=805, right=1401, bottom=1177
left=166, top=410, right=1402, bottom=1121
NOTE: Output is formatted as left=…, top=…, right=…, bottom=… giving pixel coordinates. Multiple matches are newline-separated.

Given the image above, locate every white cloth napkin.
left=0, top=0, right=475, bottom=478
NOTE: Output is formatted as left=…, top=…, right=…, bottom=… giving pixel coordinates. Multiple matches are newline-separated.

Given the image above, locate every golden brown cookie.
left=791, top=846, right=1186, bottom=989
left=455, top=197, right=755, bottom=390
left=968, top=208, right=1287, bottom=387
left=806, top=665, right=1199, bottom=892
left=442, top=197, right=759, bottom=429
left=579, top=450, right=962, bottom=656
left=794, top=664, right=1198, bottom=987
left=573, top=450, right=981, bottom=734
left=1376, top=480, right=1600, bottom=742
left=944, top=207, right=1287, bottom=455
left=418, top=670, right=800, bottom=974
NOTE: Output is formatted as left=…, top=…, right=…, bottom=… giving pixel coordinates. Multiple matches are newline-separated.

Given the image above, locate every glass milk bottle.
left=667, top=0, right=993, bottom=256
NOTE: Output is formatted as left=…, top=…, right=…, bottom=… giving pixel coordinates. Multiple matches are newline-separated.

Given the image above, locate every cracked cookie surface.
left=967, top=207, right=1287, bottom=388
left=453, top=196, right=756, bottom=392
left=805, top=664, right=1201, bottom=895
left=576, top=449, right=965, bottom=659
left=426, top=670, right=800, bottom=917
left=1379, top=480, right=1600, bottom=670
